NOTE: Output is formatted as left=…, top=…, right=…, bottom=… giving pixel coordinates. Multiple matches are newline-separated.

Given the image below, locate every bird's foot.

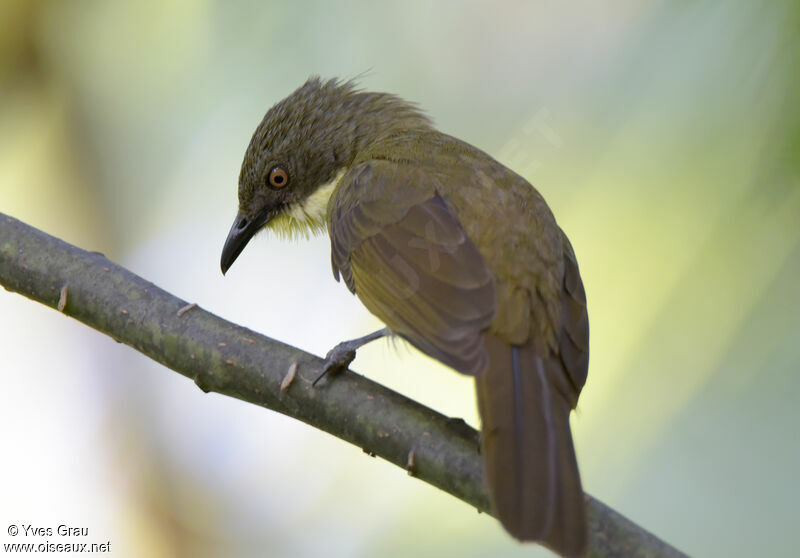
left=313, top=343, right=357, bottom=386
left=313, top=328, right=390, bottom=387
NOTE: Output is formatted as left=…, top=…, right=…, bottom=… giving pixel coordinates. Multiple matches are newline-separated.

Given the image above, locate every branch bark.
left=0, top=212, right=687, bottom=558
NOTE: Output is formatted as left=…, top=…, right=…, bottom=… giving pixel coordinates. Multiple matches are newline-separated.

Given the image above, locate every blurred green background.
left=1, top=1, right=798, bottom=557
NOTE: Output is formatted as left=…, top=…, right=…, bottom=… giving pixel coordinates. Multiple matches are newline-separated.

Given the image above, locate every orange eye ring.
left=268, top=166, right=289, bottom=188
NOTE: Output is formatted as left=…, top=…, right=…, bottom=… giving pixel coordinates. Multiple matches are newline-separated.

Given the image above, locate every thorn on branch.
left=194, top=375, right=211, bottom=393
left=281, top=361, right=298, bottom=393
left=177, top=302, right=197, bottom=316
left=57, top=284, right=68, bottom=312
left=406, top=449, right=416, bottom=476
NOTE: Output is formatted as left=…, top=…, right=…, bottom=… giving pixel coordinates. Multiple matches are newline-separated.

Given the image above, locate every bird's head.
left=220, top=76, right=430, bottom=274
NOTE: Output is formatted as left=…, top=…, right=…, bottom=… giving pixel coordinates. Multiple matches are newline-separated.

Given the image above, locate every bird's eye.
left=268, top=166, right=289, bottom=188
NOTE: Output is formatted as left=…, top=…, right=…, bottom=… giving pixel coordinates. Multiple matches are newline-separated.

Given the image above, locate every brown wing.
left=329, top=160, right=496, bottom=376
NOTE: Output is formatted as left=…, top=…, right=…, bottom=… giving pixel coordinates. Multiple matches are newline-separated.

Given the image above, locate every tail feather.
left=544, top=354, right=588, bottom=557
left=476, top=334, right=588, bottom=557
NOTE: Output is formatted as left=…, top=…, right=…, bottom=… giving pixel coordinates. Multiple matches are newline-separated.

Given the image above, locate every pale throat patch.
left=266, top=168, right=346, bottom=239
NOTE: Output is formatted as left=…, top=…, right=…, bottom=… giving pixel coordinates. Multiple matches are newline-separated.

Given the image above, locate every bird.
left=220, top=77, right=589, bottom=558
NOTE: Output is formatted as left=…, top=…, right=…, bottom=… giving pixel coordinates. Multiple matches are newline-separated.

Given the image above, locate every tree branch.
left=0, top=212, right=687, bottom=558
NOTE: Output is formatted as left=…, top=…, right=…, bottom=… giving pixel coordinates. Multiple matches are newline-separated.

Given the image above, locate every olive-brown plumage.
left=221, top=77, right=589, bottom=558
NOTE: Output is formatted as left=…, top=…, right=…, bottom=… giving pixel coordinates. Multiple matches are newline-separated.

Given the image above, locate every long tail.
left=475, top=334, right=587, bottom=558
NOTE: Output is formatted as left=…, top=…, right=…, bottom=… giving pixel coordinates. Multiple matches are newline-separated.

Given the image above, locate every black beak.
left=220, top=212, right=267, bottom=275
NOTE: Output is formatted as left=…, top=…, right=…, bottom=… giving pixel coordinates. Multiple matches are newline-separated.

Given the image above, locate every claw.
left=313, top=344, right=356, bottom=387
left=312, top=328, right=391, bottom=387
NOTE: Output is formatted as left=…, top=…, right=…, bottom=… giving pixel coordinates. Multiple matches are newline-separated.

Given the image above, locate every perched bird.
left=220, top=77, right=589, bottom=558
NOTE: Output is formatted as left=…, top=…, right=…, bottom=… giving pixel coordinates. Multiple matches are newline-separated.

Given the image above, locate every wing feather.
left=556, top=234, right=589, bottom=404
left=330, top=161, right=496, bottom=376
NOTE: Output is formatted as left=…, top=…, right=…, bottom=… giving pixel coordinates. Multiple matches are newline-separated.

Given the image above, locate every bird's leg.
left=313, top=328, right=391, bottom=386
